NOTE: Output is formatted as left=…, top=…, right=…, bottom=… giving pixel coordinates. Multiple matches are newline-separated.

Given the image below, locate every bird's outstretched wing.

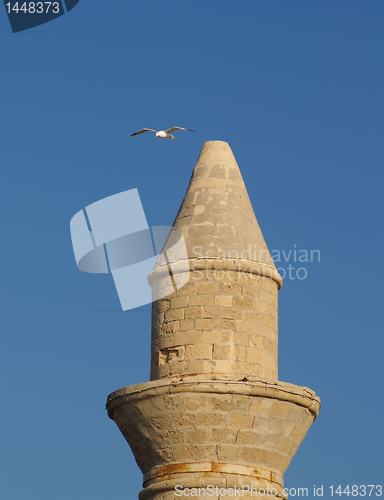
left=165, top=126, right=197, bottom=133
left=130, top=128, right=157, bottom=137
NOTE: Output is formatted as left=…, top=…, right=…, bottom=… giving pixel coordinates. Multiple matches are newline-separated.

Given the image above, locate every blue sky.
left=1, top=2, right=383, bottom=499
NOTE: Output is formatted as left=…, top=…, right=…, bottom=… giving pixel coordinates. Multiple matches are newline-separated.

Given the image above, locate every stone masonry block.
left=170, top=296, right=188, bottom=309
left=189, top=294, right=215, bottom=306
left=195, top=318, right=212, bottom=330
left=202, top=305, right=234, bottom=319
left=215, top=295, right=233, bottom=306
left=220, top=282, right=242, bottom=295
left=184, top=306, right=203, bottom=319
left=179, top=319, right=195, bottom=331
left=212, top=428, right=238, bottom=443
left=217, top=444, right=240, bottom=462
left=162, top=321, right=180, bottom=334
left=202, top=330, right=231, bottom=344
left=213, top=344, right=231, bottom=359
left=178, top=330, right=203, bottom=345
left=213, top=359, right=232, bottom=372
left=165, top=308, right=184, bottom=322
left=185, top=344, right=213, bottom=360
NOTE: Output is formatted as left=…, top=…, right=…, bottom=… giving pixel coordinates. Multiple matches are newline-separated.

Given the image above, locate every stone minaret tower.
left=107, top=141, right=320, bottom=499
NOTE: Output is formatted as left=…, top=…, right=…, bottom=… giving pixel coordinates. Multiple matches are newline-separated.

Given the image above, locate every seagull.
left=130, top=126, right=197, bottom=140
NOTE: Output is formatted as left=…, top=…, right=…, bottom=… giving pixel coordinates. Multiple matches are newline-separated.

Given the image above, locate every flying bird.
left=130, top=126, right=197, bottom=140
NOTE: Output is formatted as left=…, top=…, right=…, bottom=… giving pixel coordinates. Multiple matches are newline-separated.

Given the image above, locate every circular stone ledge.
left=148, top=257, right=283, bottom=289
left=107, top=377, right=320, bottom=419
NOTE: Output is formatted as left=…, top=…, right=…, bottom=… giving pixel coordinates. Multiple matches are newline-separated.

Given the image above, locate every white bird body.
left=156, top=130, right=173, bottom=139
left=131, top=126, right=196, bottom=140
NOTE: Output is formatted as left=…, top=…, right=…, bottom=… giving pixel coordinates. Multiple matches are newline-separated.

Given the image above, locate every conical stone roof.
left=168, top=140, right=281, bottom=286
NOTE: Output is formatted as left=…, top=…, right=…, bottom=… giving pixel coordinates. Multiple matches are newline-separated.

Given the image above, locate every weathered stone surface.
left=151, top=269, right=279, bottom=381
left=107, top=378, right=319, bottom=499
left=107, top=141, right=320, bottom=499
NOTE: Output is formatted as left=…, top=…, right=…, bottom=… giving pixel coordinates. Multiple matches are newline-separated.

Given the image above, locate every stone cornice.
left=149, top=257, right=283, bottom=288
left=107, top=377, right=320, bottom=419
left=143, top=461, right=284, bottom=487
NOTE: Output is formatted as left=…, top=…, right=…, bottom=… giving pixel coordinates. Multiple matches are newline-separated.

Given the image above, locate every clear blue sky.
left=1, top=2, right=383, bottom=499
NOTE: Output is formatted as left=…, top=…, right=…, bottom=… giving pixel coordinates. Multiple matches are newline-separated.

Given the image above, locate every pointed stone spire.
left=172, top=140, right=279, bottom=275
left=150, top=141, right=282, bottom=382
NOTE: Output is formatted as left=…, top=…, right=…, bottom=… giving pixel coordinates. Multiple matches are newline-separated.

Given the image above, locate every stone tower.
left=107, top=141, right=320, bottom=499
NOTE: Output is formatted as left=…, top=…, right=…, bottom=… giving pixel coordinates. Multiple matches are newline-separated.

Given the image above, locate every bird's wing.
left=165, top=126, right=197, bottom=133
left=130, top=128, right=157, bottom=137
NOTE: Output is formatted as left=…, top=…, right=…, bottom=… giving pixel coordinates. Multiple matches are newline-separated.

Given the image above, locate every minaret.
left=107, top=141, right=320, bottom=499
